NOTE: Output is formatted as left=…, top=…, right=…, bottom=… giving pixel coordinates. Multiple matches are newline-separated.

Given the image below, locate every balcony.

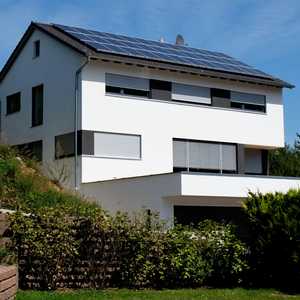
left=178, top=172, right=300, bottom=197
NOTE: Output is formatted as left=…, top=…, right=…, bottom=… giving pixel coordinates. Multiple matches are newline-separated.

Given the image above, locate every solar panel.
left=54, top=24, right=274, bottom=79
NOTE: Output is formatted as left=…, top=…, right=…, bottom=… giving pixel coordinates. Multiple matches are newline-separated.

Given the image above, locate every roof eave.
left=87, top=51, right=294, bottom=89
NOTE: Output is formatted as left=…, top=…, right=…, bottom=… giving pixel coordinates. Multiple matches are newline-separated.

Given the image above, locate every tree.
left=269, top=134, right=300, bottom=177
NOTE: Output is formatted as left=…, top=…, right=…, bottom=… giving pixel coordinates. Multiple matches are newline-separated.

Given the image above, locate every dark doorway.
left=174, top=205, right=248, bottom=236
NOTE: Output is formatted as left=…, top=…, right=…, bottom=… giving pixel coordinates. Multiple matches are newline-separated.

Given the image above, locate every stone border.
left=0, top=265, right=18, bottom=299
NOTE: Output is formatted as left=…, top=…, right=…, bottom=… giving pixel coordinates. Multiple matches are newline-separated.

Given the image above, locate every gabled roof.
left=0, top=22, right=294, bottom=88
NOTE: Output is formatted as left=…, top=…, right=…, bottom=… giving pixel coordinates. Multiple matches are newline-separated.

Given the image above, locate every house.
left=0, top=22, right=299, bottom=224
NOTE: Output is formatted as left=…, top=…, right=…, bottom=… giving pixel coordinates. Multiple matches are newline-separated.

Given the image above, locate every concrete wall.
left=81, top=60, right=284, bottom=183
left=0, top=28, right=84, bottom=188
left=81, top=173, right=181, bottom=221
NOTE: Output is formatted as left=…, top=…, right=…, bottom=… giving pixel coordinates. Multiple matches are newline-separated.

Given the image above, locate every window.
left=16, top=140, right=43, bottom=161
left=211, top=88, right=266, bottom=112
left=33, top=40, right=40, bottom=58
left=6, top=92, right=21, bottom=115
left=173, top=139, right=236, bottom=173
left=94, top=132, right=141, bottom=159
left=55, top=133, right=75, bottom=159
left=211, top=88, right=231, bottom=108
left=172, top=83, right=211, bottom=105
left=245, top=148, right=263, bottom=174
left=105, top=73, right=149, bottom=98
left=230, top=91, right=266, bottom=112
left=150, top=79, right=172, bottom=100
left=32, top=85, right=43, bottom=127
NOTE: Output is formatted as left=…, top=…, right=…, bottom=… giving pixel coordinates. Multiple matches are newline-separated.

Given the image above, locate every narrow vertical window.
left=32, top=85, right=43, bottom=127
left=33, top=40, right=40, bottom=58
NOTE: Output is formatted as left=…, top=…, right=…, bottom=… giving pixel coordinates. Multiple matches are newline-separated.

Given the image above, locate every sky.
left=0, top=0, right=299, bottom=144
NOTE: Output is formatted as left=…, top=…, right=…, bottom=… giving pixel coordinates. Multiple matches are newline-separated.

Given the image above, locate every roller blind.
left=106, top=73, right=149, bottom=91
left=173, top=140, right=188, bottom=167
left=189, top=142, right=220, bottom=169
left=231, top=91, right=265, bottom=105
left=172, top=83, right=211, bottom=104
left=221, top=144, right=237, bottom=171
left=173, top=139, right=237, bottom=172
left=94, top=132, right=141, bottom=159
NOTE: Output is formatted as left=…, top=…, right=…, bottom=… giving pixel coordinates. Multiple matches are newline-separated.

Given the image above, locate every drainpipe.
left=74, top=56, right=90, bottom=190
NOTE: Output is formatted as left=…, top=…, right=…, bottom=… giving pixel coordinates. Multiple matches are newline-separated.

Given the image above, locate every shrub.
left=196, top=220, right=249, bottom=286
left=9, top=207, right=248, bottom=290
left=244, top=189, right=300, bottom=290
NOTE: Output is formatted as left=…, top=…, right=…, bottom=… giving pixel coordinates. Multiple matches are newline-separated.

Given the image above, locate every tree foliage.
left=269, top=133, right=300, bottom=177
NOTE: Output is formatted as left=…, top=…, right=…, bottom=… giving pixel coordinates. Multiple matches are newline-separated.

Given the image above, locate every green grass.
left=16, top=288, right=300, bottom=300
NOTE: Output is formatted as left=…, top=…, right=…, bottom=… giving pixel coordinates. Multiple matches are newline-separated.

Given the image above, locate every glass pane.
left=173, top=140, right=187, bottom=168
left=106, top=73, right=149, bottom=91
left=221, top=144, right=237, bottom=171
left=189, top=142, right=220, bottom=170
left=94, top=132, right=141, bottom=159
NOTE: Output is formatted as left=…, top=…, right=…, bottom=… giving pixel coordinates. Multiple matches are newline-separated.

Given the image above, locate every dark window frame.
left=6, top=92, right=21, bottom=115
left=32, top=84, right=44, bottom=127
left=33, top=40, right=40, bottom=58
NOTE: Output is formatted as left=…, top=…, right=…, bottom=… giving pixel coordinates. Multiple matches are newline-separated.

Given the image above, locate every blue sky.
left=0, top=0, right=299, bottom=144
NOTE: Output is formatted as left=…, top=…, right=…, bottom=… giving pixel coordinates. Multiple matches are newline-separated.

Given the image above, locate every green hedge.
left=244, top=189, right=300, bottom=290
left=9, top=208, right=248, bottom=290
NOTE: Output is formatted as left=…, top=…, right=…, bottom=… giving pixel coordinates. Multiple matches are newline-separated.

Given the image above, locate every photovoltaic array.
left=54, top=24, right=273, bottom=79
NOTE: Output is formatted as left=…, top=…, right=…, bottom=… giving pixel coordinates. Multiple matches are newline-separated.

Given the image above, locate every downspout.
left=74, top=56, right=90, bottom=190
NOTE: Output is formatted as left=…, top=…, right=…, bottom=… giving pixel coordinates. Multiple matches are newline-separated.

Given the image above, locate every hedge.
left=9, top=208, right=248, bottom=290
left=243, top=189, right=300, bottom=291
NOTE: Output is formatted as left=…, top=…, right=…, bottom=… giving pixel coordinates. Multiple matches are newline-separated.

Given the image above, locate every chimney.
left=175, top=34, right=184, bottom=46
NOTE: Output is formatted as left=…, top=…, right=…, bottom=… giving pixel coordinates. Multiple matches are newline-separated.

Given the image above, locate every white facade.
left=80, top=61, right=284, bottom=183
left=0, top=24, right=298, bottom=223
left=0, top=29, right=84, bottom=187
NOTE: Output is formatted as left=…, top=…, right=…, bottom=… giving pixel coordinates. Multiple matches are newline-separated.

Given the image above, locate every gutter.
left=74, top=56, right=90, bottom=190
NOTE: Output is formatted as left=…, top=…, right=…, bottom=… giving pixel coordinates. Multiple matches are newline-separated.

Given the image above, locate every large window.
left=6, top=92, right=21, bottom=115
left=230, top=91, right=266, bottom=112
left=94, top=132, right=141, bottom=159
left=106, top=73, right=149, bottom=98
left=32, top=84, right=43, bottom=127
left=212, top=88, right=266, bottom=112
left=173, top=139, right=236, bottom=173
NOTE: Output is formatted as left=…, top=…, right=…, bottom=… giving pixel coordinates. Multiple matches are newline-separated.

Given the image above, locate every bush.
left=9, top=207, right=248, bottom=290
left=244, top=189, right=300, bottom=290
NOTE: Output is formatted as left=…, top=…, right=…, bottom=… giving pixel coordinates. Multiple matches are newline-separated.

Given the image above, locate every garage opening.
left=174, top=205, right=248, bottom=236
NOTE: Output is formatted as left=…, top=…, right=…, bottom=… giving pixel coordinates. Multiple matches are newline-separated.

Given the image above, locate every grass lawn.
left=16, top=288, right=300, bottom=300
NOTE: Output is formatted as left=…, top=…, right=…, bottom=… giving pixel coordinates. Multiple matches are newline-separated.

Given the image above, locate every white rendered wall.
left=81, top=173, right=181, bottom=220
left=81, top=61, right=284, bottom=183
left=180, top=173, right=300, bottom=197
left=81, top=173, right=300, bottom=221
left=0, top=29, right=84, bottom=188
